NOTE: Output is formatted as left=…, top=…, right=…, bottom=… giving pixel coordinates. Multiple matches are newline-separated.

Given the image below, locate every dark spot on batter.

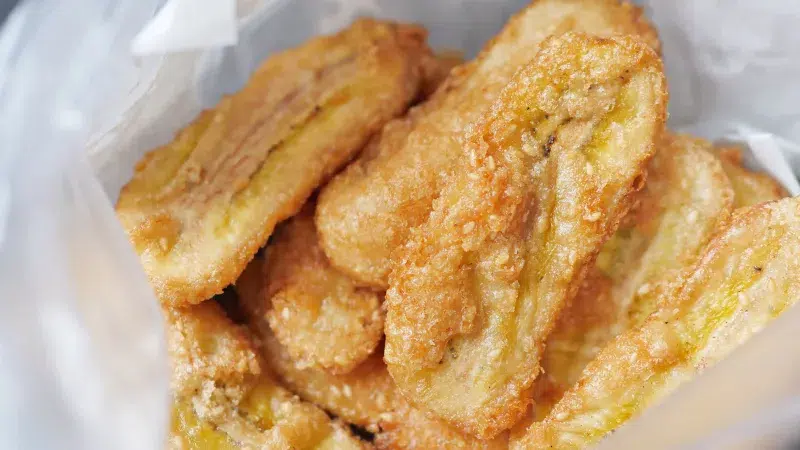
left=543, top=134, right=556, bottom=157
left=350, top=424, right=375, bottom=442
left=448, top=343, right=458, bottom=360
left=632, top=174, right=646, bottom=190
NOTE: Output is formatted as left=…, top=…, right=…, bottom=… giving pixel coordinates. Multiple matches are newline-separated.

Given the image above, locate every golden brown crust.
left=165, top=302, right=262, bottom=405
left=716, top=145, right=789, bottom=208
left=237, top=257, right=396, bottom=430
left=117, top=19, right=433, bottom=307
left=512, top=197, right=800, bottom=449
left=165, top=302, right=368, bottom=449
left=261, top=202, right=384, bottom=374
left=375, top=404, right=509, bottom=450
left=384, top=32, right=666, bottom=438
left=534, top=134, right=735, bottom=415
left=316, top=0, right=661, bottom=289
left=418, top=50, right=465, bottom=99
left=531, top=268, right=615, bottom=419
left=237, top=257, right=503, bottom=449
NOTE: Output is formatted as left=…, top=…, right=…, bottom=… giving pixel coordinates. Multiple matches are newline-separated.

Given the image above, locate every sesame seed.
left=496, top=250, right=510, bottom=265
left=585, top=211, right=601, bottom=222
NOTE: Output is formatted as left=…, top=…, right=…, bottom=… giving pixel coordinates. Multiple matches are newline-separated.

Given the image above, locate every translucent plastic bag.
left=0, top=1, right=169, bottom=449
left=0, top=0, right=798, bottom=449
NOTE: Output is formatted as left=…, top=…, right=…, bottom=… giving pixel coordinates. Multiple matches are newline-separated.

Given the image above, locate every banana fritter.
left=117, top=19, right=433, bottom=306
left=513, top=197, right=800, bottom=449
left=385, top=32, right=666, bottom=438
left=258, top=202, right=383, bottom=375
left=534, top=135, right=735, bottom=415
left=717, top=145, right=789, bottom=208
left=165, top=302, right=366, bottom=449
left=236, top=258, right=506, bottom=449
left=316, top=0, right=660, bottom=289
left=419, top=50, right=464, bottom=99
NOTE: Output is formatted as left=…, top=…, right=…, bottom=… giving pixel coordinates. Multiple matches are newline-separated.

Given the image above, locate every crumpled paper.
left=3, top=0, right=796, bottom=449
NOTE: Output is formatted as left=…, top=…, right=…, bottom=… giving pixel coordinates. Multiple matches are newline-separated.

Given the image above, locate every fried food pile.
left=315, top=0, right=659, bottom=290
left=384, top=31, right=666, bottom=438
left=165, top=302, right=367, bottom=449
left=116, top=2, right=799, bottom=448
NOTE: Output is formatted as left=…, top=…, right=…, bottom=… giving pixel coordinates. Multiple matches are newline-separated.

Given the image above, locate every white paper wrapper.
left=1, top=0, right=798, bottom=449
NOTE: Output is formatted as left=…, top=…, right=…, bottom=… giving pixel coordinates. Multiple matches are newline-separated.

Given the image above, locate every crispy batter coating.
left=534, top=135, right=735, bottom=415
left=512, top=197, right=800, bottom=449
left=116, top=19, right=433, bottom=307
left=316, top=0, right=660, bottom=289
left=237, top=257, right=393, bottom=429
left=165, top=302, right=261, bottom=403
left=384, top=32, right=666, bottom=438
left=375, top=391, right=509, bottom=450
left=236, top=258, right=506, bottom=449
left=717, top=145, right=789, bottom=208
left=259, top=202, right=383, bottom=374
left=529, top=267, right=613, bottom=419
left=374, top=384, right=508, bottom=450
left=419, top=50, right=465, bottom=99
left=165, top=302, right=367, bottom=449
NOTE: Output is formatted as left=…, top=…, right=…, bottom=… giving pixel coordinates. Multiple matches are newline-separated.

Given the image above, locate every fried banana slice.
left=116, top=19, right=432, bottom=307
left=419, top=50, right=464, bottom=99
left=385, top=32, right=666, bottom=438
left=259, top=202, right=383, bottom=374
left=375, top=403, right=508, bottom=450
left=237, top=258, right=506, bottom=449
left=165, top=302, right=367, bottom=449
left=512, top=197, right=800, bottom=449
left=237, top=259, right=395, bottom=429
left=534, top=135, right=734, bottom=415
left=717, top=145, right=789, bottom=208
left=316, top=0, right=660, bottom=289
